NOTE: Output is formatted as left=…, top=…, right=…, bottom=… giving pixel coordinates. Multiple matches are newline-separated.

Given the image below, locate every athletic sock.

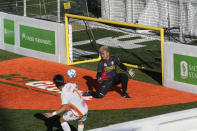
left=61, top=122, right=71, bottom=131
left=78, top=124, right=84, bottom=131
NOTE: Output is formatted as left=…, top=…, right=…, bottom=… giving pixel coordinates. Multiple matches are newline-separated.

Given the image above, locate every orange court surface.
left=1, top=57, right=197, bottom=111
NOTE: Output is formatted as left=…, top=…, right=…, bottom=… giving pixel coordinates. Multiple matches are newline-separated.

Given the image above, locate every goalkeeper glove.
left=97, top=77, right=102, bottom=83
left=128, top=69, right=135, bottom=78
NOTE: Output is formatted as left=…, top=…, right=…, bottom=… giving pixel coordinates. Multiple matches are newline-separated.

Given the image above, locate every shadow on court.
left=83, top=75, right=123, bottom=96
left=34, top=113, right=77, bottom=131
left=140, top=70, right=162, bottom=85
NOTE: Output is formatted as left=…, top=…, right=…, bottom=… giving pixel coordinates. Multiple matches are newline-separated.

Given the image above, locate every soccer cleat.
left=121, top=93, right=131, bottom=98
left=82, top=91, right=92, bottom=96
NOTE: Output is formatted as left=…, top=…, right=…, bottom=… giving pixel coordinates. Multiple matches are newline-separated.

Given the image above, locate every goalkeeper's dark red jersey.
left=96, top=56, right=128, bottom=80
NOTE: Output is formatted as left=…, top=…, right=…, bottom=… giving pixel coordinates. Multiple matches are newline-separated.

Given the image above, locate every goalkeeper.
left=83, top=46, right=135, bottom=98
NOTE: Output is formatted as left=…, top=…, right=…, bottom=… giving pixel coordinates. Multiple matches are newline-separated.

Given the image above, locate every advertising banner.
left=20, top=25, right=55, bottom=54
left=4, top=19, right=15, bottom=45
left=174, top=54, right=197, bottom=85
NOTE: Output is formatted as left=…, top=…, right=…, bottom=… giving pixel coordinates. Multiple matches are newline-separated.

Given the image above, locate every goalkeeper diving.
left=83, top=45, right=135, bottom=98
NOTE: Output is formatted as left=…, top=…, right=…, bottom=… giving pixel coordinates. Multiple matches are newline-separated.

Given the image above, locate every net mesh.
left=68, top=17, right=162, bottom=72
left=101, top=0, right=197, bottom=44
left=0, top=0, right=92, bottom=22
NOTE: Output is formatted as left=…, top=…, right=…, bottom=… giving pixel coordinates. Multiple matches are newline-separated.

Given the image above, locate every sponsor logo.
left=174, top=54, right=197, bottom=85
left=104, top=65, right=115, bottom=72
left=21, top=33, right=52, bottom=45
left=4, top=19, right=15, bottom=45
left=180, top=61, right=188, bottom=79
left=0, top=74, right=92, bottom=100
left=20, top=25, right=55, bottom=54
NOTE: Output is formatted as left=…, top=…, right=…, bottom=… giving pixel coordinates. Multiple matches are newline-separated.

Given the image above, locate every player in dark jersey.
left=83, top=45, right=135, bottom=98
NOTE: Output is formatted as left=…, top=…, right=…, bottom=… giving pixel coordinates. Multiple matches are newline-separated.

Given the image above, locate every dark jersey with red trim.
left=96, top=56, right=128, bottom=80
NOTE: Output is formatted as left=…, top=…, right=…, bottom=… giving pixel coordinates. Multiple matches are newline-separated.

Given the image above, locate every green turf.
left=0, top=49, right=24, bottom=62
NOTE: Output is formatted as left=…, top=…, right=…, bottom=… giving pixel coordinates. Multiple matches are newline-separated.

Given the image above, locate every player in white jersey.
left=44, top=74, right=88, bottom=131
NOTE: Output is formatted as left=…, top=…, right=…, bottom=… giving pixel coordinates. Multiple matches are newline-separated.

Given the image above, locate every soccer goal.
left=64, top=14, right=164, bottom=84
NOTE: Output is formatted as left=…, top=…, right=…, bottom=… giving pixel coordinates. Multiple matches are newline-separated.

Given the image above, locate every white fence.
left=101, top=0, right=197, bottom=37
left=0, top=12, right=67, bottom=64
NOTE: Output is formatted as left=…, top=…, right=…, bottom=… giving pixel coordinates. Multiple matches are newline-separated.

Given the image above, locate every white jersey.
left=61, top=83, right=88, bottom=117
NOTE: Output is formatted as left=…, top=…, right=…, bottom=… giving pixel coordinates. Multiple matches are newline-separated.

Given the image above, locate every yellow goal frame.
left=64, top=14, right=164, bottom=85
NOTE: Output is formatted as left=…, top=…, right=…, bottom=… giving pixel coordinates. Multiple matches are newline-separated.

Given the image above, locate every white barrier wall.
left=164, top=42, right=197, bottom=94
left=87, top=108, right=197, bottom=131
left=0, top=12, right=66, bottom=64
left=0, top=14, right=2, bottom=44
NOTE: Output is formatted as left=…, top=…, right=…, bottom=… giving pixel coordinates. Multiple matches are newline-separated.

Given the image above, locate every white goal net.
left=101, top=0, right=197, bottom=44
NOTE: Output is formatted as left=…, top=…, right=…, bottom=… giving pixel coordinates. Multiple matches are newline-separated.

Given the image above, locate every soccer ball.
left=67, top=68, right=76, bottom=78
